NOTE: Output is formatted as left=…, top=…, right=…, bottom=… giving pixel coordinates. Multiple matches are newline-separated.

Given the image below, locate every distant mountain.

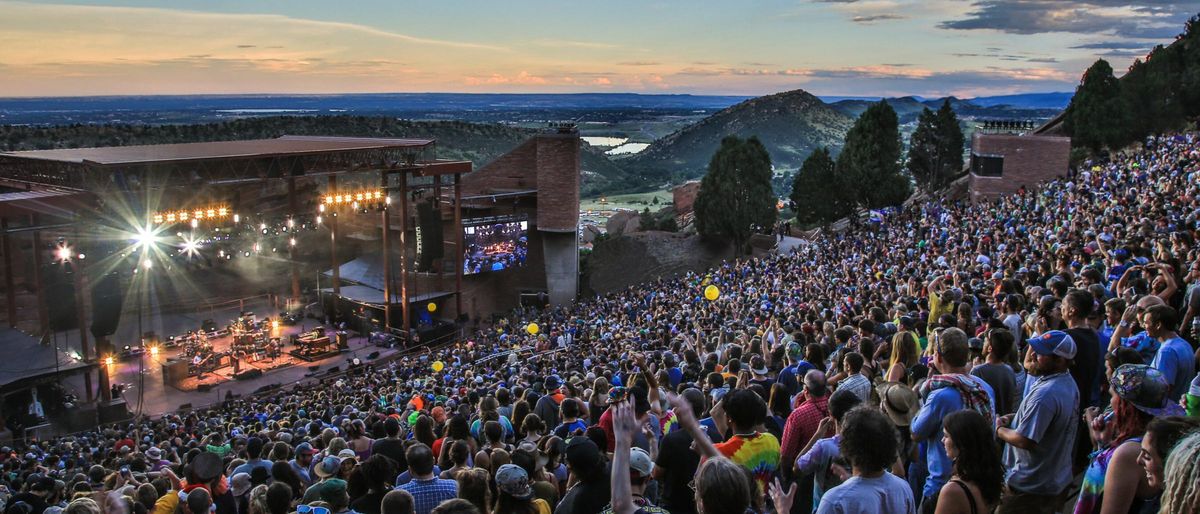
left=967, top=92, right=1073, bottom=110
left=625, top=89, right=855, bottom=185
left=0, top=115, right=630, bottom=197
left=831, top=96, right=930, bottom=121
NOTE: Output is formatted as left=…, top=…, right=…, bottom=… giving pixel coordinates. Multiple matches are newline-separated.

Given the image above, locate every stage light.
left=142, top=259, right=153, bottom=270
left=271, top=320, right=280, bottom=330
left=55, top=245, right=72, bottom=261
left=386, top=196, right=392, bottom=205
left=77, top=253, right=85, bottom=260
left=133, top=226, right=158, bottom=250
left=207, top=209, right=216, bottom=218
left=260, top=223, right=267, bottom=231
left=191, top=218, right=199, bottom=229
left=352, top=201, right=359, bottom=210
left=218, top=207, right=228, bottom=217
left=253, top=243, right=260, bottom=253
left=149, top=345, right=159, bottom=356
left=316, top=215, right=323, bottom=224
left=104, top=356, right=114, bottom=366
left=218, top=250, right=225, bottom=258
left=233, top=214, right=241, bottom=223
left=123, top=345, right=130, bottom=351
left=287, top=218, right=295, bottom=228
left=319, top=204, right=326, bottom=213
left=153, top=214, right=164, bottom=224
left=289, top=238, right=296, bottom=247
left=244, top=251, right=251, bottom=257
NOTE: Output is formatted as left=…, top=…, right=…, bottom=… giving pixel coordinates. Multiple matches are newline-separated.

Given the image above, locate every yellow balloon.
left=704, top=285, right=720, bottom=301
left=427, top=302, right=437, bottom=313
left=526, top=323, right=540, bottom=335
left=431, top=361, right=444, bottom=372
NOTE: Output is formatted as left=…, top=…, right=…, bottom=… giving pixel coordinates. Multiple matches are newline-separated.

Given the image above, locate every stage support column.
left=72, top=250, right=92, bottom=402
left=328, top=175, right=340, bottom=296
left=454, top=173, right=463, bottom=317
left=97, top=335, right=111, bottom=402
left=30, top=215, right=49, bottom=339
left=398, top=172, right=410, bottom=333
left=2, top=218, right=15, bottom=328
left=381, top=170, right=393, bottom=332
left=287, top=177, right=301, bottom=301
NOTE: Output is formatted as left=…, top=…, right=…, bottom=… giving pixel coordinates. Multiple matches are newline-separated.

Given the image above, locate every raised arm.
left=667, top=393, right=720, bottom=459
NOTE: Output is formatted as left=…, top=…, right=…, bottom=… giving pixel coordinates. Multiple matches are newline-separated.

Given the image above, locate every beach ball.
left=526, top=323, right=540, bottom=335
left=427, top=302, right=437, bottom=313
left=704, top=285, right=720, bottom=301
left=431, top=361, right=445, bottom=372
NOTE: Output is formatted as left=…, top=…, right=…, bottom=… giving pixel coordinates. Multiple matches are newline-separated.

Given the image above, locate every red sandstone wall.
left=969, top=133, right=1070, bottom=202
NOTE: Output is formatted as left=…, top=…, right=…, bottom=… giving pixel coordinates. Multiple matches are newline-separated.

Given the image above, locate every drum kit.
left=182, top=313, right=279, bottom=376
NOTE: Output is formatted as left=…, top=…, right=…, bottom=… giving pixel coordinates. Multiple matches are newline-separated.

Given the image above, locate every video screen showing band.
left=463, top=220, right=528, bottom=274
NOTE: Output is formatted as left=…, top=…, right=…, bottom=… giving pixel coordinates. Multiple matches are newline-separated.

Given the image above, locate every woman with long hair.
left=886, top=331, right=920, bottom=384
left=456, top=467, right=492, bottom=514
left=1076, top=365, right=1182, bottom=514
left=765, top=383, right=791, bottom=441
left=519, top=414, right=544, bottom=446
left=1137, top=416, right=1200, bottom=492
left=1160, top=432, right=1200, bottom=514
left=438, top=415, right=476, bottom=470
left=511, top=401, right=531, bottom=439
left=935, top=410, right=1003, bottom=514
left=412, top=415, right=437, bottom=449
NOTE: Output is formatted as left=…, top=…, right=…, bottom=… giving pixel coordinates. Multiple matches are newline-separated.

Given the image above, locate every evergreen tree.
left=836, top=100, right=911, bottom=209
left=694, top=136, right=778, bottom=253
left=1064, top=59, right=1130, bottom=152
left=906, top=108, right=938, bottom=189
left=791, top=147, right=848, bottom=225
left=934, top=99, right=965, bottom=188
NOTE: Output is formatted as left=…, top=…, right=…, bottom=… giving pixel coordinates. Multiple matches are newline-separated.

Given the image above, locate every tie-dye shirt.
left=714, top=432, right=781, bottom=497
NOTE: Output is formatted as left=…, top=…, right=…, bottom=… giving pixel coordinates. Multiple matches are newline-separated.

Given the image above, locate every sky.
left=0, top=0, right=1196, bottom=98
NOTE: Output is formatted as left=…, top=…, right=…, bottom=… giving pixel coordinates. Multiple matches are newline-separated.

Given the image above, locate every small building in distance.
left=968, top=119, right=1070, bottom=203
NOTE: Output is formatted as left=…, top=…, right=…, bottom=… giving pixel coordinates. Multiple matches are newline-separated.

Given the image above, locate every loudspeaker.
left=234, top=369, right=263, bottom=380
left=90, top=270, right=125, bottom=339
left=44, top=263, right=77, bottom=330
left=97, top=399, right=129, bottom=423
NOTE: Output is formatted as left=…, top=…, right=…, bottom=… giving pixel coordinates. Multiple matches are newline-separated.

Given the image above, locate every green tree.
left=906, top=108, right=938, bottom=189
left=1064, top=59, right=1130, bottom=152
left=694, top=136, right=778, bottom=253
left=790, top=147, right=848, bottom=225
left=934, top=99, right=965, bottom=188
left=836, top=100, right=911, bottom=209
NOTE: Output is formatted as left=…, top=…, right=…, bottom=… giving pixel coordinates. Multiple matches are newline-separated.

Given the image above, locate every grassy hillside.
left=623, top=89, right=855, bottom=189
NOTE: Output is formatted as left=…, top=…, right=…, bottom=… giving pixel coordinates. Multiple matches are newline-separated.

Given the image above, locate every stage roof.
left=0, top=328, right=96, bottom=391
left=0, top=186, right=92, bottom=218
left=0, top=136, right=434, bottom=167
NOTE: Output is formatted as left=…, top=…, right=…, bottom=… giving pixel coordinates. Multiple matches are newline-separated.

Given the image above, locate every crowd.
left=3, top=133, right=1200, bottom=514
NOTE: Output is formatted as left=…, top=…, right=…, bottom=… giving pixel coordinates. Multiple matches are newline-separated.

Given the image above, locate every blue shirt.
left=1003, top=371, right=1079, bottom=495
left=397, top=476, right=458, bottom=514
left=1152, top=337, right=1196, bottom=403
left=910, top=375, right=995, bottom=499
left=232, top=458, right=272, bottom=478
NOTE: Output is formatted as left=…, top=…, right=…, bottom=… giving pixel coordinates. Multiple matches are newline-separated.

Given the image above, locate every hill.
left=0, top=115, right=630, bottom=196
left=831, top=96, right=929, bottom=121
left=967, top=92, right=1072, bottom=109
left=625, top=89, right=855, bottom=186
left=831, top=95, right=1064, bottom=124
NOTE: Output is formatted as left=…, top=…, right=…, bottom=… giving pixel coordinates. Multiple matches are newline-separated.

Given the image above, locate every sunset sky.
left=0, top=0, right=1195, bottom=98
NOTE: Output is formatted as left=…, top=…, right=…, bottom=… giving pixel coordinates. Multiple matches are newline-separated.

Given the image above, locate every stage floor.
left=57, top=299, right=400, bottom=416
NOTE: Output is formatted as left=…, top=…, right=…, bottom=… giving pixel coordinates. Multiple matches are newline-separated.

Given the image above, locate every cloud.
left=940, top=1, right=1194, bottom=39
left=463, top=71, right=548, bottom=86
left=236, top=44, right=256, bottom=49
left=617, top=61, right=661, bottom=66
left=529, top=39, right=618, bottom=49
left=852, top=13, right=905, bottom=23
left=1070, top=41, right=1154, bottom=50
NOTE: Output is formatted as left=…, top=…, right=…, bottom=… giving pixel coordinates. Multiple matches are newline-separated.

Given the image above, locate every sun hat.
left=876, top=382, right=919, bottom=427
left=1028, top=330, right=1077, bottom=360
left=313, top=456, right=341, bottom=479
left=1110, top=364, right=1186, bottom=416
left=495, top=464, right=533, bottom=500
left=230, top=473, right=251, bottom=497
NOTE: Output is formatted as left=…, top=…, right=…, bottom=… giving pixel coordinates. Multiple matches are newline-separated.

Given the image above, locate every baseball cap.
left=1110, top=364, right=1186, bottom=417
left=313, top=455, right=341, bottom=478
left=495, top=464, right=533, bottom=500
left=628, top=447, right=654, bottom=478
left=786, top=342, right=803, bottom=360
left=295, top=442, right=315, bottom=456
left=316, top=479, right=347, bottom=504
left=1028, top=330, right=1077, bottom=360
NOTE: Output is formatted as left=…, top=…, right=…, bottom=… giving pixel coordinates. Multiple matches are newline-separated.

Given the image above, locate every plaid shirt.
left=780, top=394, right=829, bottom=474
left=397, top=477, right=458, bottom=514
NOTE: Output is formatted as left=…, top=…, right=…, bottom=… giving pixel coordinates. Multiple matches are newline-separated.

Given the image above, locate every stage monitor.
left=463, top=220, right=528, bottom=275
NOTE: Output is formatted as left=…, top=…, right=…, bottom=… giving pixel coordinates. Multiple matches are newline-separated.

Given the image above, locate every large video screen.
left=463, top=220, right=528, bottom=274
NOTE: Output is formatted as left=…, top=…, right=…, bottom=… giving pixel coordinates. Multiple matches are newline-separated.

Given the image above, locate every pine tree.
left=934, top=99, right=965, bottom=188
left=906, top=108, right=938, bottom=189
left=694, top=136, right=778, bottom=253
left=1065, top=59, right=1130, bottom=152
left=790, top=147, right=847, bottom=225
left=836, top=100, right=911, bottom=209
